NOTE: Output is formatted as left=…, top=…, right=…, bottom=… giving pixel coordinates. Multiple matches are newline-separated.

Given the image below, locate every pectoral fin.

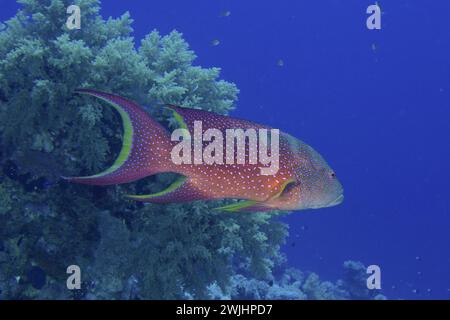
left=267, top=178, right=297, bottom=201
left=214, top=179, right=297, bottom=212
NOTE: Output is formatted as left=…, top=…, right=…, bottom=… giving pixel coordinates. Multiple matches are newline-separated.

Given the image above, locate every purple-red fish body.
left=65, top=89, right=343, bottom=212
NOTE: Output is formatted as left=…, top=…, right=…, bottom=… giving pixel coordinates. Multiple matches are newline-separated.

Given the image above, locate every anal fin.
left=214, top=200, right=274, bottom=212
left=126, top=176, right=207, bottom=203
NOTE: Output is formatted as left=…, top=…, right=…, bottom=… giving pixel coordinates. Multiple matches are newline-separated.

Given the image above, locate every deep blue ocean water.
left=1, top=0, right=449, bottom=299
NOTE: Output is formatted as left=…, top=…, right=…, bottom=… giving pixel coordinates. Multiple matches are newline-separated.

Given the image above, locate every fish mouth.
left=327, top=194, right=344, bottom=207
left=309, top=194, right=344, bottom=209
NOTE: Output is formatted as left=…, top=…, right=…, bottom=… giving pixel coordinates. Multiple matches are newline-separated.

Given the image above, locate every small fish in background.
left=277, top=59, right=284, bottom=67
left=220, top=10, right=231, bottom=17
left=210, top=39, right=220, bottom=46
left=371, top=44, right=379, bottom=63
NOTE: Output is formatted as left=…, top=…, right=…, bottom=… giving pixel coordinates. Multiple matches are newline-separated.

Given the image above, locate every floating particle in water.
left=412, top=288, right=419, bottom=294
left=220, top=10, right=231, bottom=17
left=24, top=176, right=53, bottom=192
left=210, top=39, right=220, bottom=46
left=371, top=44, right=379, bottom=63
left=415, top=256, right=421, bottom=261
left=417, top=271, right=422, bottom=276
left=27, top=266, right=47, bottom=290
left=277, top=59, right=284, bottom=67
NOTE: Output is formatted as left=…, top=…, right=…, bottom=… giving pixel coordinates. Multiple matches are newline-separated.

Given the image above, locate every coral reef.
left=207, top=262, right=386, bottom=300
left=0, top=0, right=385, bottom=300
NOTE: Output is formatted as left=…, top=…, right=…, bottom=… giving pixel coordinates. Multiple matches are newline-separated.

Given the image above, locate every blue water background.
left=1, top=0, right=449, bottom=299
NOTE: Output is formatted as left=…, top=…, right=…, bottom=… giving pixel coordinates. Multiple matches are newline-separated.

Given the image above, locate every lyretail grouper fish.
left=64, top=89, right=344, bottom=212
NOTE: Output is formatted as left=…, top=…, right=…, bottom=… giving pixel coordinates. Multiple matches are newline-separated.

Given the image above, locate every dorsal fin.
left=165, top=105, right=272, bottom=134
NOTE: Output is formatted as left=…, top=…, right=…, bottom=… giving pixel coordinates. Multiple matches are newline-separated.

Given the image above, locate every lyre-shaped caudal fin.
left=63, top=89, right=173, bottom=185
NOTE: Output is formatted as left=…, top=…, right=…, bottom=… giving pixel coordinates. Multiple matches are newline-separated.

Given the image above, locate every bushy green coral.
left=0, top=181, right=14, bottom=215
left=83, top=203, right=287, bottom=299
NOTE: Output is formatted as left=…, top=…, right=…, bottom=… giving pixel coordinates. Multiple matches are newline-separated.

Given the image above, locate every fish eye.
left=330, top=172, right=336, bottom=179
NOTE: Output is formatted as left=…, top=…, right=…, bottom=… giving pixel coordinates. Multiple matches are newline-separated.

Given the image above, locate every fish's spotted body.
left=65, top=89, right=344, bottom=212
